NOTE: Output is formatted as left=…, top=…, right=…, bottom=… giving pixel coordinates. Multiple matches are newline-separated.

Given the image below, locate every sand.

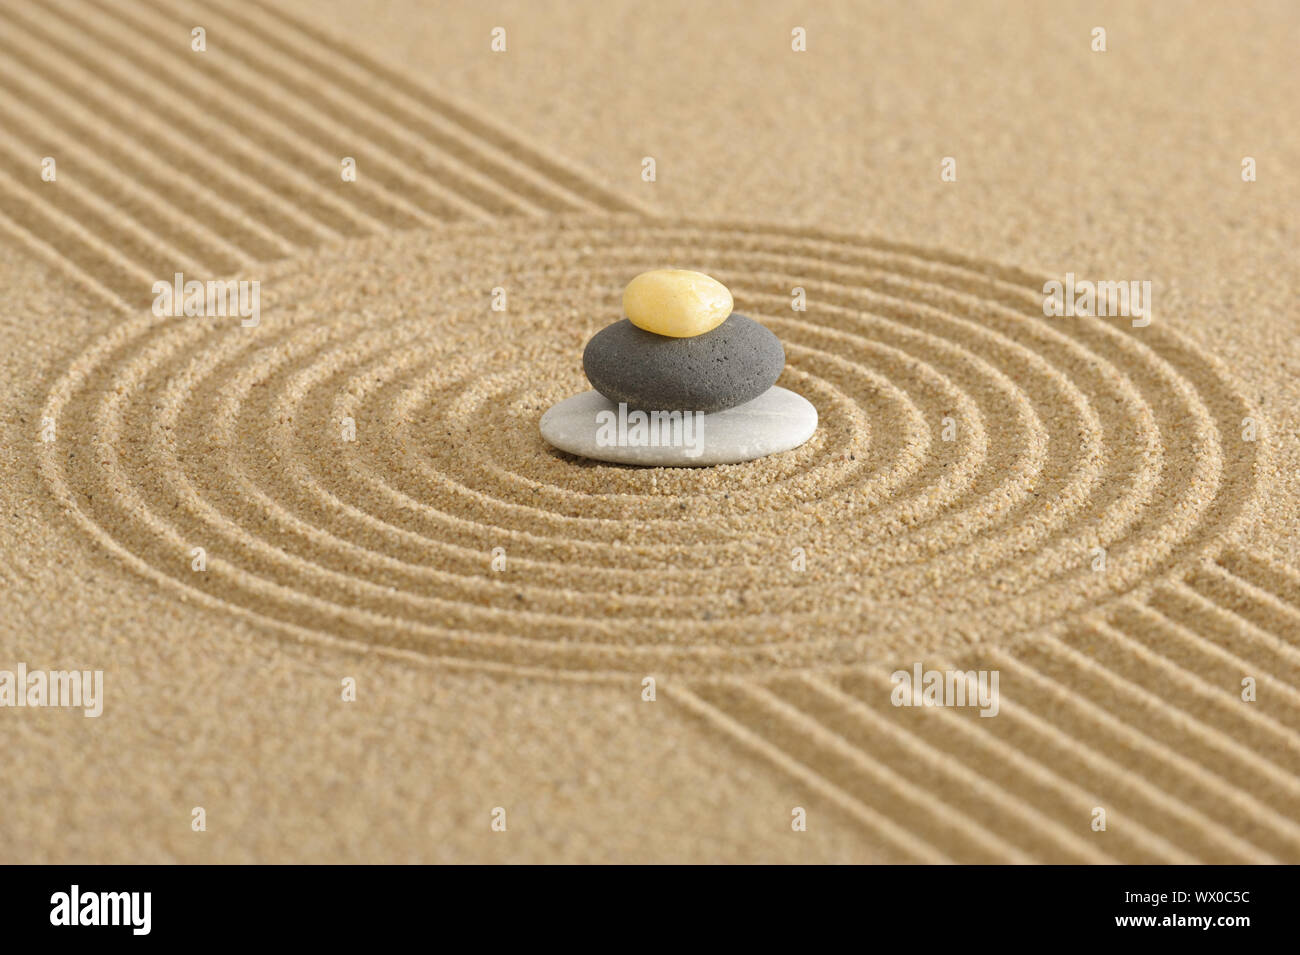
left=1, top=0, right=1298, bottom=863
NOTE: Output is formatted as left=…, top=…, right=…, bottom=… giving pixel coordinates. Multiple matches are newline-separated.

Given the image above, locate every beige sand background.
left=1, top=0, right=1298, bottom=862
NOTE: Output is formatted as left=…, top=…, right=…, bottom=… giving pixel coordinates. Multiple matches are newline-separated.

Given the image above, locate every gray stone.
left=539, top=386, right=817, bottom=467
left=582, top=314, right=784, bottom=414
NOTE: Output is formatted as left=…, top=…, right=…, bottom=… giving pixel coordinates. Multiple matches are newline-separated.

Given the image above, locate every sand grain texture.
left=1, top=0, right=1298, bottom=863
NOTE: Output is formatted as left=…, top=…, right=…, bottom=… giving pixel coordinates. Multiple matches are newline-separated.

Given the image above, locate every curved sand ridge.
left=41, top=218, right=1265, bottom=678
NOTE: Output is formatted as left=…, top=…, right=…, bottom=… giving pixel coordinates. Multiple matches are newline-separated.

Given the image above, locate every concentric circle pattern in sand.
left=42, top=218, right=1264, bottom=678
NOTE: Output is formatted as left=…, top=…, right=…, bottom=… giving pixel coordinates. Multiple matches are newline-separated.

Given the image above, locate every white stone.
left=539, top=386, right=817, bottom=467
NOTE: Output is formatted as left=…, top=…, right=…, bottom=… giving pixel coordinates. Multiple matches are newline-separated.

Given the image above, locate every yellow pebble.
left=622, top=269, right=733, bottom=338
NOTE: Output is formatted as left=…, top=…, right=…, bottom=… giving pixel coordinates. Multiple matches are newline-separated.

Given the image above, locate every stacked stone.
left=582, top=270, right=785, bottom=413
left=540, top=269, right=817, bottom=466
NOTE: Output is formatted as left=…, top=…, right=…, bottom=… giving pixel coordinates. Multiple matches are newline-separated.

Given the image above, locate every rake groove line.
left=0, top=2, right=343, bottom=248
left=838, top=665, right=1154, bottom=863
left=237, top=0, right=653, bottom=217
left=1080, top=615, right=1300, bottom=770
left=1188, top=560, right=1300, bottom=644
left=94, top=0, right=482, bottom=226
left=667, top=682, right=954, bottom=863
left=872, top=654, right=1210, bottom=863
left=0, top=176, right=157, bottom=306
left=980, top=648, right=1273, bottom=863
left=65, top=0, right=421, bottom=232
left=1218, top=548, right=1300, bottom=610
left=0, top=207, right=132, bottom=310
left=0, top=71, right=255, bottom=272
left=1028, top=633, right=1300, bottom=812
left=989, top=644, right=1298, bottom=859
left=1150, top=582, right=1300, bottom=688
left=738, top=660, right=1192, bottom=863
left=188, top=0, right=549, bottom=220
left=0, top=135, right=211, bottom=283
left=788, top=673, right=1115, bottom=863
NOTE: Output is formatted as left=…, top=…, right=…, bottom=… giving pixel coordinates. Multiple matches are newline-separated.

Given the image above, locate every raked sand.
left=1, top=0, right=1299, bottom=863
